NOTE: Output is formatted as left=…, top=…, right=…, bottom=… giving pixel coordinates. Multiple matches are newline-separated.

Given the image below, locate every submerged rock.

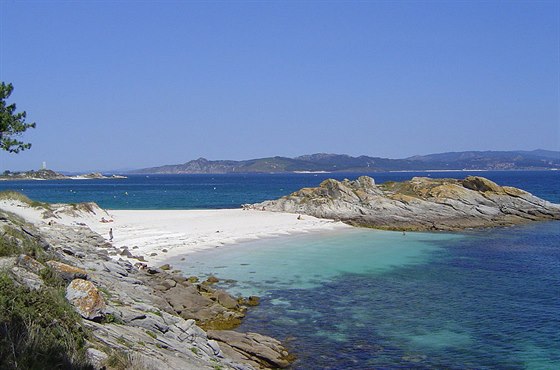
left=251, top=176, right=560, bottom=231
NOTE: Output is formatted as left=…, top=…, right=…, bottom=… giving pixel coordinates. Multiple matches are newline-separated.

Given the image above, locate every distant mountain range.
left=131, top=150, right=560, bottom=174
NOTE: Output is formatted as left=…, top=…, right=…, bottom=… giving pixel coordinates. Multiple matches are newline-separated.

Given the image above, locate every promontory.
left=250, top=176, right=560, bottom=231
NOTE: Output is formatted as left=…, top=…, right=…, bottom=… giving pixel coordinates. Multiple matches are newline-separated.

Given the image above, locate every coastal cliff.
left=250, top=176, right=560, bottom=231
left=0, top=196, right=291, bottom=369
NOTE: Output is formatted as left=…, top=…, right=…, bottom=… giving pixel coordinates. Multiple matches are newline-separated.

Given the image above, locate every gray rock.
left=129, top=314, right=169, bottom=334
left=252, top=176, right=560, bottom=231
left=207, top=339, right=223, bottom=356
left=11, top=266, right=44, bottom=290
left=208, top=330, right=291, bottom=368
left=162, top=278, right=177, bottom=289
left=86, top=347, right=108, bottom=368
left=214, top=290, right=239, bottom=309
left=102, top=261, right=129, bottom=277
left=16, top=254, right=44, bottom=274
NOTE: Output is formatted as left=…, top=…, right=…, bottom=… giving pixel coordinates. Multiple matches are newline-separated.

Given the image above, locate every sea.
left=1, top=171, right=559, bottom=369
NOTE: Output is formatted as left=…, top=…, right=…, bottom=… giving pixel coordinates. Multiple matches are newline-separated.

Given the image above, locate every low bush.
left=0, top=272, right=93, bottom=369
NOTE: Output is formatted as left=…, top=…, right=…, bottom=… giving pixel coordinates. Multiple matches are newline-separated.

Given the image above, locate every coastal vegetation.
left=0, top=210, right=91, bottom=369
left=0, top=272, right=92, bottom=369
left=0, top=190, right=51, bottom=210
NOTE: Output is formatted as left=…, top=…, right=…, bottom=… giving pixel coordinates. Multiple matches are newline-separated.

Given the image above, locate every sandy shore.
left=94, top=209, right=350, bottom=263
left=0, top=200, right=350, bottom=264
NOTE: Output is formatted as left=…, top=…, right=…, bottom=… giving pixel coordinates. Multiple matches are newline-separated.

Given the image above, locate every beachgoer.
left=109, top=228, right=113, bottom=242
left=297, top=215, right=302, bottom=220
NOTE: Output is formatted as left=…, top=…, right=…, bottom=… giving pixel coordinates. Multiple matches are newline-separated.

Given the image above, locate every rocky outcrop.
left=0, top=169, right=67, bottom=180
left=251, top=176, right=560, bottom=231
left=0, top=205, right=292, bottom=369
left=0, top=169, right=127, bottom=181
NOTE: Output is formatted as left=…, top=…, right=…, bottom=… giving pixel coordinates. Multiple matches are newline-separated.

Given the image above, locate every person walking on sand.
left=109, top=228, right=113, bottom=242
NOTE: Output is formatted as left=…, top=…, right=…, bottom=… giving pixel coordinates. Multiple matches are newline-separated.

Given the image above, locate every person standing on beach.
left=109, top=228, right=113, bottom=242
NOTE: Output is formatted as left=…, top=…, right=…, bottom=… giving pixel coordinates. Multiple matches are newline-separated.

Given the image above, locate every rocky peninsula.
left=250, top=176, right=560, bottom=231
left=0, top=194, right=292, bottom=369
left=0, top=169, right=127, bottom=181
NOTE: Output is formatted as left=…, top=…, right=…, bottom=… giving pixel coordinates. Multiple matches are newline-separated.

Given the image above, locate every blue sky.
left=0, top=1, right=558, bottom=172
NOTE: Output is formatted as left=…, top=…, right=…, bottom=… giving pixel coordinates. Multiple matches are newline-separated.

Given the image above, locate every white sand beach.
left=0, top=200, right=350, bottom=264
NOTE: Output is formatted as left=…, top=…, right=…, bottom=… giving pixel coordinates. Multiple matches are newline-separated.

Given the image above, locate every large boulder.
left=65, top=278, right=106, bottom=321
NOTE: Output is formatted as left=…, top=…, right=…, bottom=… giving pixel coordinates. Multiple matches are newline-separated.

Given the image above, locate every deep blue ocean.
left=0, top=170, right=558, bottom=210
left=1, top=171, right=559, bottom=369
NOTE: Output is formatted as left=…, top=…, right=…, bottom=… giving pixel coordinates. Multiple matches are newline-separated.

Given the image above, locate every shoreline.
left=0, top=200, right=351, bottom=265
left=93, top=209, right=351, bottom=264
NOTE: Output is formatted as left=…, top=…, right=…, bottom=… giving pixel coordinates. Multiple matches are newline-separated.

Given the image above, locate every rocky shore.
left=0, top=200, right=291, bottom=369
left=250, top=176, right=560, bottom=231
left=0, top=169, right=126, bottom=181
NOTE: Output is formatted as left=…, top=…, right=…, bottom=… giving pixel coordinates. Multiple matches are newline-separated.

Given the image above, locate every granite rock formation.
left=251, top=176, right=560, bottom=231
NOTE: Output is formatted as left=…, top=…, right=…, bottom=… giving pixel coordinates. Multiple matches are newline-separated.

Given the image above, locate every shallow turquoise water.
left=172, top=222, right=560, bottom=369
left=176, top=228, right=460, bottom=297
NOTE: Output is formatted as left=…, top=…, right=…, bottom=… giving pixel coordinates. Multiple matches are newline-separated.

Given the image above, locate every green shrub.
left=39, top=266, right=66, bottom=288
left=0, top=272, right=93, bottom=369
left=0, top=224, right=47, bottom=261
left=0, top=232, right=19, bottom=257
left=105, top=350, right=131, bottom=369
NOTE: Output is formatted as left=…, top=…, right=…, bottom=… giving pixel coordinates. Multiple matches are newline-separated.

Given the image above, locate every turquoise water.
left=172, top=222, right=560, bottom=369
left=177, top=228, right=461, bottom=297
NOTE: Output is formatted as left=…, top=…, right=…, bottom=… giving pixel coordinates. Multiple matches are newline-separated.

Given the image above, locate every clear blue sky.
left=0, top=0, right=558, bottom=172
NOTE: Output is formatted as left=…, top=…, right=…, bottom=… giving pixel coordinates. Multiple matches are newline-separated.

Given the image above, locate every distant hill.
left=131, top=150, right=560, bottom=174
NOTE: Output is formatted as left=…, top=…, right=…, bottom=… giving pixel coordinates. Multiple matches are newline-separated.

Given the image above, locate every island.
left=0, top=169, right=127, bottom=181
left=249, top=176, right=560, bottom=231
